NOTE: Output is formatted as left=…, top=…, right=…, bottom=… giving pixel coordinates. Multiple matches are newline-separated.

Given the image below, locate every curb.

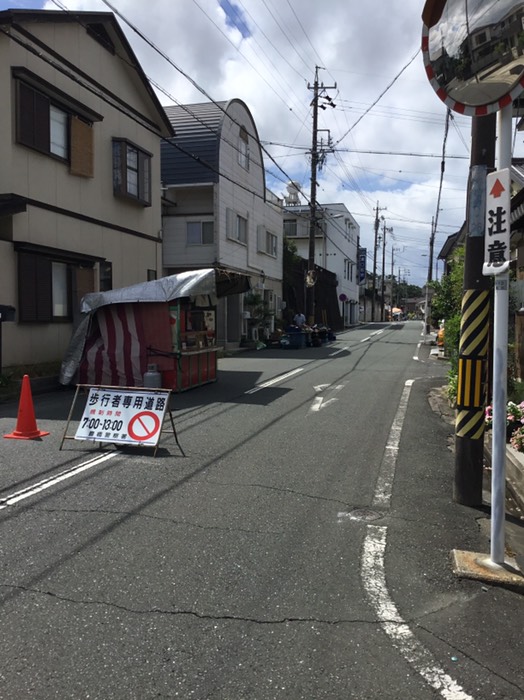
left=484, top=441, right=524, bottom=513
left=0, top=375, right=63, bottom=404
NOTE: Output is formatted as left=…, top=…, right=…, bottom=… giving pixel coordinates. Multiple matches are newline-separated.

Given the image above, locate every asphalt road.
left=0, top=320, right=522, bottom=700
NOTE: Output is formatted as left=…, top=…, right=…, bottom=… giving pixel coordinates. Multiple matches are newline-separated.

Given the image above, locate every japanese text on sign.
left=75, top=387, right=170, bottom=446
left=483, top=169, right=511, bottom=276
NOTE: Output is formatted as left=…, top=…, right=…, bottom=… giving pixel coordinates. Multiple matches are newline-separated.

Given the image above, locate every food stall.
left=59, top=268, right=250, bottom=392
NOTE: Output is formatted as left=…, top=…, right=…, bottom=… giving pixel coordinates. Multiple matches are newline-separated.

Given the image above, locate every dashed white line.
left=361, top=329, right=384, bottom=343
left=329, top=346, right=348, bottom=356
left=372, top=379, right=413, bottom=509
left=245, top=367, right=304, bottom=394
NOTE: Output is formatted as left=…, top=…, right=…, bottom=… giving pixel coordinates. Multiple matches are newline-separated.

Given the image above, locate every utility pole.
left=371, top=203, right=386, bottom=321
left=454, top=115, right=496, bottom=506
left=306, top=66, right=336, bottom=325
left=424, top=217, right=436, bottom=334
left=381, top=221, right=393, bottom=321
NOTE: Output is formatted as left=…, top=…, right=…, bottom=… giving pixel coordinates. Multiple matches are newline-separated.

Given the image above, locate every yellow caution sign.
left=456, top=356, right=485, bottom=409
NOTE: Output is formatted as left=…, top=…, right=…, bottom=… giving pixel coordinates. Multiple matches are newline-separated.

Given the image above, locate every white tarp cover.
left=81, top=268, right=219, bottom=312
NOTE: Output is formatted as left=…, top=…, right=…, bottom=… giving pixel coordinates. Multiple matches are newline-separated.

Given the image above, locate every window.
left=15, top=79, right=94, bottom=176
left=238, top=126, right=249, bottom=169
left=187, top=221, right=214, bottom=245
left=99, top=261, right=113, bottom=292
left=113, top=139, right=152, bottom=206
left=18, top=253, right=71, bottom=322
left=52, top=262, right=69, bottom=317
left=237, top=215, right=248, bottom=244
left=258, top=226, right=278, bottom=257
left=16, top=247, right=99, bottom=322
left=283, top=220, right=297, bottom=236
left=49, top=106, right=68, bottom=158
left=226, top=209, right=248, bottom=244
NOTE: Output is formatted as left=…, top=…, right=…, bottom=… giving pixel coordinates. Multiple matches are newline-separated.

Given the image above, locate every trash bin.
left=280, top=332, right=305, bottom=349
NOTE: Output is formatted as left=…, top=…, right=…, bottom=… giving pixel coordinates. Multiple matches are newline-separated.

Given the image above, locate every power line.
left=98, top=0, right=306, bottom=199
left=333, top=48, right=421, bottom=147
left=263, top=142, right=469, bottom=159
left=190, top=0, right=308, bottom=117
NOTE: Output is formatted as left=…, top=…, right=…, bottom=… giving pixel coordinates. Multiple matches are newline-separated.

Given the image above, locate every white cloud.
left=40, top=0, right=524, bottom=285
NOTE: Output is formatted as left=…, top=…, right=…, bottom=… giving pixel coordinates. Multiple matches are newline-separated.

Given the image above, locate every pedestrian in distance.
left=293, top=311, right=306, bottom=327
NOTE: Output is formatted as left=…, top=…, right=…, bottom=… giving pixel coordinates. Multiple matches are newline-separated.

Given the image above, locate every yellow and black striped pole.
left=455, top=290, right=490, bottom=436
left=454, top=115, right=495, bottom=506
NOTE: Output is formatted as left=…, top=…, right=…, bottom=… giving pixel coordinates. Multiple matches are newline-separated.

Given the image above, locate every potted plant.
left=485, top=400, right=524, bottom=442
left=510, top=425, right=524, bottom=452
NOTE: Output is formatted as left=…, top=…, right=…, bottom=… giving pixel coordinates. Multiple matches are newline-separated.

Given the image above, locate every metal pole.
left=426, top=217, right=435, bottom=334
left=490, top=103, right=512, bottom=565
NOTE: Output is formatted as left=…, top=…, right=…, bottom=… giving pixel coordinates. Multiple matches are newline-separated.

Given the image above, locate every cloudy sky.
left=2, top=0, right=523, bottom=286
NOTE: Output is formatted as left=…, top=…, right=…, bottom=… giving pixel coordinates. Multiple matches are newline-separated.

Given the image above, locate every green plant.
left=446, top=368, right=458, bottom=407
left=244, top=292, right=274, bottom=326
left=0, top=361, right=62, bottom=388
left=0, top=373, right=12, bottom=387
left=509, top=379, right=524, bottom=404
left=443, top=313, right=461, bottom=372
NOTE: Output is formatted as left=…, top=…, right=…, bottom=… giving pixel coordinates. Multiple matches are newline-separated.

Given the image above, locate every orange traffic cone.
left=4, top=375, right=50, bottom=440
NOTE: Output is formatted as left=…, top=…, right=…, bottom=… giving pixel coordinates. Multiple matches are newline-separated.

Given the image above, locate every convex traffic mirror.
left=422, top=0, right=524, bottom=114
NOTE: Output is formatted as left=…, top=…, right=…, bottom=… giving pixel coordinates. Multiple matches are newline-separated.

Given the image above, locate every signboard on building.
left=75, top=387, right=170, bottom=447
left=483, top=168, right=511, bottom=276
left=358, top=248, right=367, bottom=285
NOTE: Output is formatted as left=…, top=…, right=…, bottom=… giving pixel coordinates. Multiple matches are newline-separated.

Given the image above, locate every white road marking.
left=361, top=329, right=384, bottom=343
left=0, top=452, right=117, bottom=510
left=309, top=383, right=345, bottom=413
left=245, top=367, right=304, bottom=394
left=310, top=396, right=324, bottom=412
left=329, top=346, right=348, bottom=356
left=414, top=342, right=422, bottom=361
left=358, top=378, right=473, bottom=700
left=372, top=379, right=413, bottom=509
left=361, top=526, right=473, bottom=700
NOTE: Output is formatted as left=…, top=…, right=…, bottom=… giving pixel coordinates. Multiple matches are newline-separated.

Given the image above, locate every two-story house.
left=160, top=100, right=283, bottom=346
left=282, top=191, right=360, bottom=327
left=0, top=9, right=173, bottom=370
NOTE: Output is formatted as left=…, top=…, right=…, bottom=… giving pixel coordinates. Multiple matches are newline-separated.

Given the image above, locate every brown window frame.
left=18, top=252, right=73, bottom=323
left=15, top=78, right=94, bottom=177
left=112, top=138, right=152, bottom=206
left=16, top=247, right=100, bottom=323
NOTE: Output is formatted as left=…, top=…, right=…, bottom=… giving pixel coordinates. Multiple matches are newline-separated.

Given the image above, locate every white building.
left=160, top=100, right=283, bottom=346
left=282, top=188, right=360, bottom=326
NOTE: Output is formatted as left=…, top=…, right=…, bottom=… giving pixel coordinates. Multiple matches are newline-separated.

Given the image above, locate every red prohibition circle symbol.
left=127, top=411, right=161, bottom=442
